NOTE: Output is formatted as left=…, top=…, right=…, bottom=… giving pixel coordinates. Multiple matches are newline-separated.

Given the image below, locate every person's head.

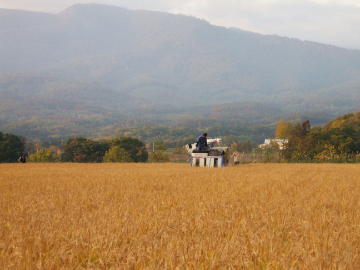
left=203, top=133, right=207, bottom=137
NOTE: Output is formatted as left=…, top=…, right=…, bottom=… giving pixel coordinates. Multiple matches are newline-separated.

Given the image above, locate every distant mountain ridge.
left=1, top=4, right=360, bottom=111
left=0, top=4, right=360, bottom=141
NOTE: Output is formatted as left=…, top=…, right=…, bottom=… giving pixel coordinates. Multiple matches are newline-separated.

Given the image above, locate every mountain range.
left=1, top=4, right=359, bottom=141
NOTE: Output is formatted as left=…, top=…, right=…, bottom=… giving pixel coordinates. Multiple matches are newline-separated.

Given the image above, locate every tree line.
left=276, top=112, right=360, bottom=163
left=0, top=135, right=157, bottom=163
left=2, top=110, right=360, bottom=163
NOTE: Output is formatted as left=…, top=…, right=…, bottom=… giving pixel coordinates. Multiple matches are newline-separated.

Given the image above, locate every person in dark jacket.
left=18, top=155, right=26, bottom=163
left=197, top=133, right=208, bottom=151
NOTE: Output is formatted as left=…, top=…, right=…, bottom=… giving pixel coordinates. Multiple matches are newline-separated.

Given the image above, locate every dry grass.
left=1, top=163, right=360, bottom=269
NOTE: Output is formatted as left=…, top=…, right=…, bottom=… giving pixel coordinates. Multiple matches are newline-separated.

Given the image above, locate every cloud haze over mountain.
left=1, top=0, right=359, bottom=50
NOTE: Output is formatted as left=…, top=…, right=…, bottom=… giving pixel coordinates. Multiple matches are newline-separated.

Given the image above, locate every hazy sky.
left=1, top=0, right=359, bottom=50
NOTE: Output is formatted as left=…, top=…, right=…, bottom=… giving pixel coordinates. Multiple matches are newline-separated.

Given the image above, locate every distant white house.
left=259, top=139, right=289, bottom=150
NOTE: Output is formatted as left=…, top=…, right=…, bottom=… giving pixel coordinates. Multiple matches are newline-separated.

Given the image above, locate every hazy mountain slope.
left=0, top=72, right=335, bottom=141
left=1, top=4, right=360, bottom=110
left=276, top=78, right=360, bottom=114
left=0, top=8, right=59, bottom=31
left=0, top=73, right=147, bottom=111
left=0, top=73, right=142, bottom=140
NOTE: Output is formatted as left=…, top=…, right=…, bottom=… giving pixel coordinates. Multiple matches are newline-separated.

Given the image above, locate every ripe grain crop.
left=1, top=163, right=360, bottom=269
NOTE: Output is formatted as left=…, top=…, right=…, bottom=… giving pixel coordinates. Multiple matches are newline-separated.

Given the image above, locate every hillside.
left=1, top=4, right=360, bottom=142
left=0, top=73, right=146, bottom=112
left=0, top=73, right=334, bottom=142
left=1, top=4, right=360, bottom=112
left=0, top=73, right=141, bottom=140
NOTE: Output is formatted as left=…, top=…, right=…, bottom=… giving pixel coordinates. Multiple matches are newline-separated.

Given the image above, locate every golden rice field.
left=1, top=163, right=360, bottom=269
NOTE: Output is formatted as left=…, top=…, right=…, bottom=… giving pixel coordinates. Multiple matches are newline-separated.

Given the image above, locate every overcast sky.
left=1, top=0, right=359, bottom=50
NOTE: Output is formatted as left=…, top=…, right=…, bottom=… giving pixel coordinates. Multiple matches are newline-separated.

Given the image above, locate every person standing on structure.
left=232, top=150, right=240, bottom=165
left=197, top=133, right=208, bottom=151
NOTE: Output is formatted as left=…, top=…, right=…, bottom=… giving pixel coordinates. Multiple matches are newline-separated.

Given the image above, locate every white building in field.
left=259, top=139, right=289, bottom=150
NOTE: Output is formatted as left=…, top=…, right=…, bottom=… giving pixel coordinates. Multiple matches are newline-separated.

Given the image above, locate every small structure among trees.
left=259, top=139, right=289, bottom=150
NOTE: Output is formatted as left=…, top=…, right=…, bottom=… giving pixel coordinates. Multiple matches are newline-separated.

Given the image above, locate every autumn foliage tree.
left=28, top=148, right=58, bottom=163
left=281, top=112, right=360, bottom=162
left=275, top=121, right=292, bottom=139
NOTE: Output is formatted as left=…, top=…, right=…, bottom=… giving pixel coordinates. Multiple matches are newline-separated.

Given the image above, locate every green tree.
left=229, top=140, right=252, bottom=154
left=103, top=146, right=133, bottom=163
left=328, top=127, right=358, bottom=153
left=0, top=132, right=26, bottom=163
left=149, top=141, right=169, bottom=163
left=108, top=137, right=148, bottom=162
left=283, top=121, right=314, bottom=161
left=61, top=137, right=109, bottom=163
left=28, top=148, right=58, bottom=163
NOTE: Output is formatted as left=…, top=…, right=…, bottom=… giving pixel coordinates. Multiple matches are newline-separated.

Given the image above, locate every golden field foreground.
left=1, top=164, right=360, bottom=269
